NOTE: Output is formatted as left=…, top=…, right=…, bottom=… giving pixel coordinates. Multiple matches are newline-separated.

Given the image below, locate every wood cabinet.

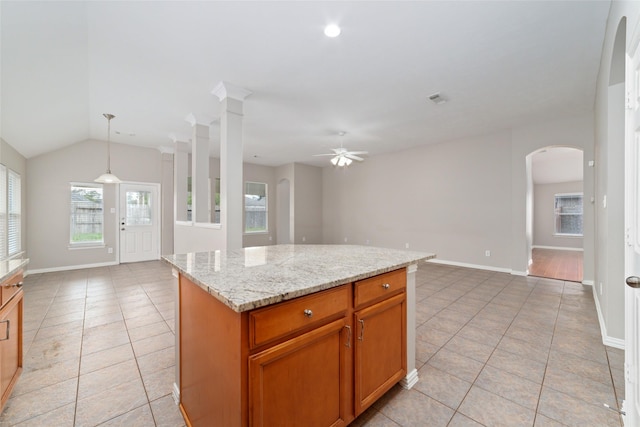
left=178, top=268, right=406, bottom=427
left=0, top=271, right=23, bottom=412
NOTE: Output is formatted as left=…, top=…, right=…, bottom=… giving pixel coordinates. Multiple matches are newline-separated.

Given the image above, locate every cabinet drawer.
left=354, top=269, right=405, bottom=308
left=249, top=285, right=349, bottom=349
left=0, top=273, right=22, bottom=308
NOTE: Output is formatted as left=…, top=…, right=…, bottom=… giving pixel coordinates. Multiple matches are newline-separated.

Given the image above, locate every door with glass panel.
left=119, top=183, right=160, bottom=263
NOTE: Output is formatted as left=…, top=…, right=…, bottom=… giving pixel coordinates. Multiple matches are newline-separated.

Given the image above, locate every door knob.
left=626, top=276, right=640, bottom=288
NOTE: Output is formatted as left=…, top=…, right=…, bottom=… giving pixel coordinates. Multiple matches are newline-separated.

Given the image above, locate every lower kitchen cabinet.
left=249, top=318, right=351, bottom=427
left=354, top=292, right=406, bottom=415
left=0, top=272, right=22, bottom=411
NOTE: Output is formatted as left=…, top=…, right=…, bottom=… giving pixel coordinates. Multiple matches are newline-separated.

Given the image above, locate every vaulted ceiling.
left=1, top=1, right=610, bottom=167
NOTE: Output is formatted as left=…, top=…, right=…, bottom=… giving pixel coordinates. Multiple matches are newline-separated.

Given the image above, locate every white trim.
left=582, top=280, right=594, bottom=286
left=511, top=270, right=529, bottom=276
left=426, top=258, right=511, bottom=274
left=532, top=245, right=584, bottom=252
left=593, top=286, right=626, bottom=350
left=194, top=222, right=222, bottom=229
left=27, top=261, right=119, bottom=275
left=68, top=244, right=106, bottom=250
left=175, top=220, right=193, bottom=226
left=172, top=382, right=180, bottom=405
left=400, top=368, right=419, bottom=390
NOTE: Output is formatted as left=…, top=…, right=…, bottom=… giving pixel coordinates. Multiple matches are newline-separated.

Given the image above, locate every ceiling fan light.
left=331, top=156, right=339, bottom=166
left=338, top=156, right=347, bottom=167
left=345, top=157, right=353, bottom=166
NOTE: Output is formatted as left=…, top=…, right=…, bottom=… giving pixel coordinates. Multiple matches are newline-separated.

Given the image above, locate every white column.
left=188, top=120, right=210, bottom=224
left=400, top=263, right=419, bottom=389
left=174, top=141, right=189, bottom=222
left=212, top=82, right=252, bottom=251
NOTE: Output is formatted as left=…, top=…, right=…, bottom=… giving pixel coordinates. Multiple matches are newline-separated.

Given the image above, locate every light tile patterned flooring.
left=0, top=260, right=625, bottom=426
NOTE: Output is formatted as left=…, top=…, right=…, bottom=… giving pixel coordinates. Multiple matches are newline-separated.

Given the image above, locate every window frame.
left=554, top=192, right=583, bottom=237
left=244, top=181, right=268, bottom=234
left=69, top=182, right=105, bottom=247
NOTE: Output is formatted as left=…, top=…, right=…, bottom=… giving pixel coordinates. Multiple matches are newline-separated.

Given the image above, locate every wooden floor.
left=528, top=248, right=583, bottom=282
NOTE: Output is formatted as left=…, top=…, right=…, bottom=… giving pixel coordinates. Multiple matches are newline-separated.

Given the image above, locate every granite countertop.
left=163, top=244, right=435, bottom=312
left=0, top=258, right=29, bottom=284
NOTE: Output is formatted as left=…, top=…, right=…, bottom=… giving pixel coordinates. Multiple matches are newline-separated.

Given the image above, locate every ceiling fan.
left=313, top=132, right=368, bottom=167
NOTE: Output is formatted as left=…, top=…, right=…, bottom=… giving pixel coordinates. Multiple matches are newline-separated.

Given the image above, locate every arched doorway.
left=526, top=146, right=584, bottom=282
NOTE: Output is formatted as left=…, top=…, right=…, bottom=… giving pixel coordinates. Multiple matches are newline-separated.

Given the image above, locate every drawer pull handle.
left=303, top=309, right=313, bottom=318
left=382, top=283, right=390, bottom=290
left=344, top=325, right=351, bottom=348
left=0, top=320, right=10, bottom=341
left=358, top=319, right=365, bottom=341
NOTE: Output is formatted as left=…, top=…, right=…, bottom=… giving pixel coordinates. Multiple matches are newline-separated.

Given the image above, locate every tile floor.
left=0, top=260, right=625, bottom=426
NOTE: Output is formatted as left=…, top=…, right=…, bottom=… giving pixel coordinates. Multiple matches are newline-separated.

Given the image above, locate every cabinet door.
left=354, top=292, right=406, bottom=416
left=0, top=290, right=22, bottom=409
left=249, top=317, right=351, bottom=427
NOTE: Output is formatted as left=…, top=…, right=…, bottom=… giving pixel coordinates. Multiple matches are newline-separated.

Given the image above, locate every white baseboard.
left=532, top=245, right=584, bottom=252
left=27, top=261, right=119, bottom=275
left=582, top=280, right=594, bottom=286
left=593, top=287, right=625, bottom=350
left=400, top=368, right=419, bottom=390
left=511, top=270, right=529, bottom=277
left=172, top=382, right=180, bottom=405
left=426, top=259, right=511, bottom=274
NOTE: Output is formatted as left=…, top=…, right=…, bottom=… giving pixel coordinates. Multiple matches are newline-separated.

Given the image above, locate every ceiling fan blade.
left=346, top=154, right=364, bottom=161
left=312, top=153, right=336, bottom=157
left=346, top=151, right=368, bottom=155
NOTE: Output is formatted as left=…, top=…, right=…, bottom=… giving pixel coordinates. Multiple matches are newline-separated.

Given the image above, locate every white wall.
left=323, top=130, right=513, bottom=270
left=293, top=163, right=323, bottom=244
left=533, top=181, right=584, bottom=249
left=593, top=1, right=640, bottom=345
left=26, top=139, right=165, bottom=271
left=322, top=114, right=595, bottom=276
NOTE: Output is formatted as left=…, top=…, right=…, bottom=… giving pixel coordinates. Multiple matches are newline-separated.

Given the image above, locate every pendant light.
left=95, top=113, right=121, bottom=184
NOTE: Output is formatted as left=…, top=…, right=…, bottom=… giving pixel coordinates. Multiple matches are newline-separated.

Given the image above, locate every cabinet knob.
left=382, top=283, right=390, bottom=290
left=303, top=309, right=313, bottom=318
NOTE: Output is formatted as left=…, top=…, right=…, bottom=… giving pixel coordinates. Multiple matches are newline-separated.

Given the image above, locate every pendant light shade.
left=95, top=113, right=121, bottom=184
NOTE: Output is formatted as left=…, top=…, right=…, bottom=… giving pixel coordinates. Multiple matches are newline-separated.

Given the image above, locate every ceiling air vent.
left=428, top=93, right=447, bottom=105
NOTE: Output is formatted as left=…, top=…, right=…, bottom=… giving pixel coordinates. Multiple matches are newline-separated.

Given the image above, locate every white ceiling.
left=1, top=1, right=610, bottom=168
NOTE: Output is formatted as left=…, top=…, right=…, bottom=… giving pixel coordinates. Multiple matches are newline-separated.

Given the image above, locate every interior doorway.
left=527, top=147, right=584, bottom=282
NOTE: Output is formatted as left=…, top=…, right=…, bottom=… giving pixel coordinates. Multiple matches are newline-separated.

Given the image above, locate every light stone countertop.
left=0, top=258, right=28, bottom=284
left=163, top=244, right=435, bottom=312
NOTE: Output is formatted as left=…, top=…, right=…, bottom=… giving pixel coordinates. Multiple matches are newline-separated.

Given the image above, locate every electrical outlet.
left=108, top=247, right=113, bottom=254
left=366, top=239, right=370, bottom=245
left=405, top=243, right=409, bottom=249
left=485, top=250, right=491, bottom=257
left=344, top=237, right=348, bottom=243
left=268, top=235, right=272, bottom=241
left=302, top=236, right=306, bottom=242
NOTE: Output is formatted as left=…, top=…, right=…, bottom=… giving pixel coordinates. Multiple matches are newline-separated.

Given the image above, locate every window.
left=0, top=166, right=6, bottom=260
left=245, top=182, right=267, bottom=233
left=8, top=170, right=20, bottom=255
left=554, top=193, right=583, bottom=236
left=70, top=184, right=104, bottom=245
left=213, top=178, right=220, bottom=224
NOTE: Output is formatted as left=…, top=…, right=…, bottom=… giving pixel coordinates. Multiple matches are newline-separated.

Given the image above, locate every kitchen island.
left=164, top=244, right=434, bottom=427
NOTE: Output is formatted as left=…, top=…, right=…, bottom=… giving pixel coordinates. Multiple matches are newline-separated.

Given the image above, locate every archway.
left=527, top=146, right=584, bottom=281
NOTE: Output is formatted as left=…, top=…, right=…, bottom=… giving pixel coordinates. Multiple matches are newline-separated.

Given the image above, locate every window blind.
left=8, top=170, right=21, bottom=256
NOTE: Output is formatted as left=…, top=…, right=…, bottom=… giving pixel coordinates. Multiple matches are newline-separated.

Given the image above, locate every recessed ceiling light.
left=324, top=24, right=341, bottom=38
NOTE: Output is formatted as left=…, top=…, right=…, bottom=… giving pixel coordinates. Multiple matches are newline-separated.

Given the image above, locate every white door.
left=119, top=183, right=160, bottom=263
left=624, top=32, right=640, bottom=425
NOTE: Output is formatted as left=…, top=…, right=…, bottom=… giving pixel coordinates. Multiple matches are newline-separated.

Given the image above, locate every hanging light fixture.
left=94, top=113, right=121, bottom=184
